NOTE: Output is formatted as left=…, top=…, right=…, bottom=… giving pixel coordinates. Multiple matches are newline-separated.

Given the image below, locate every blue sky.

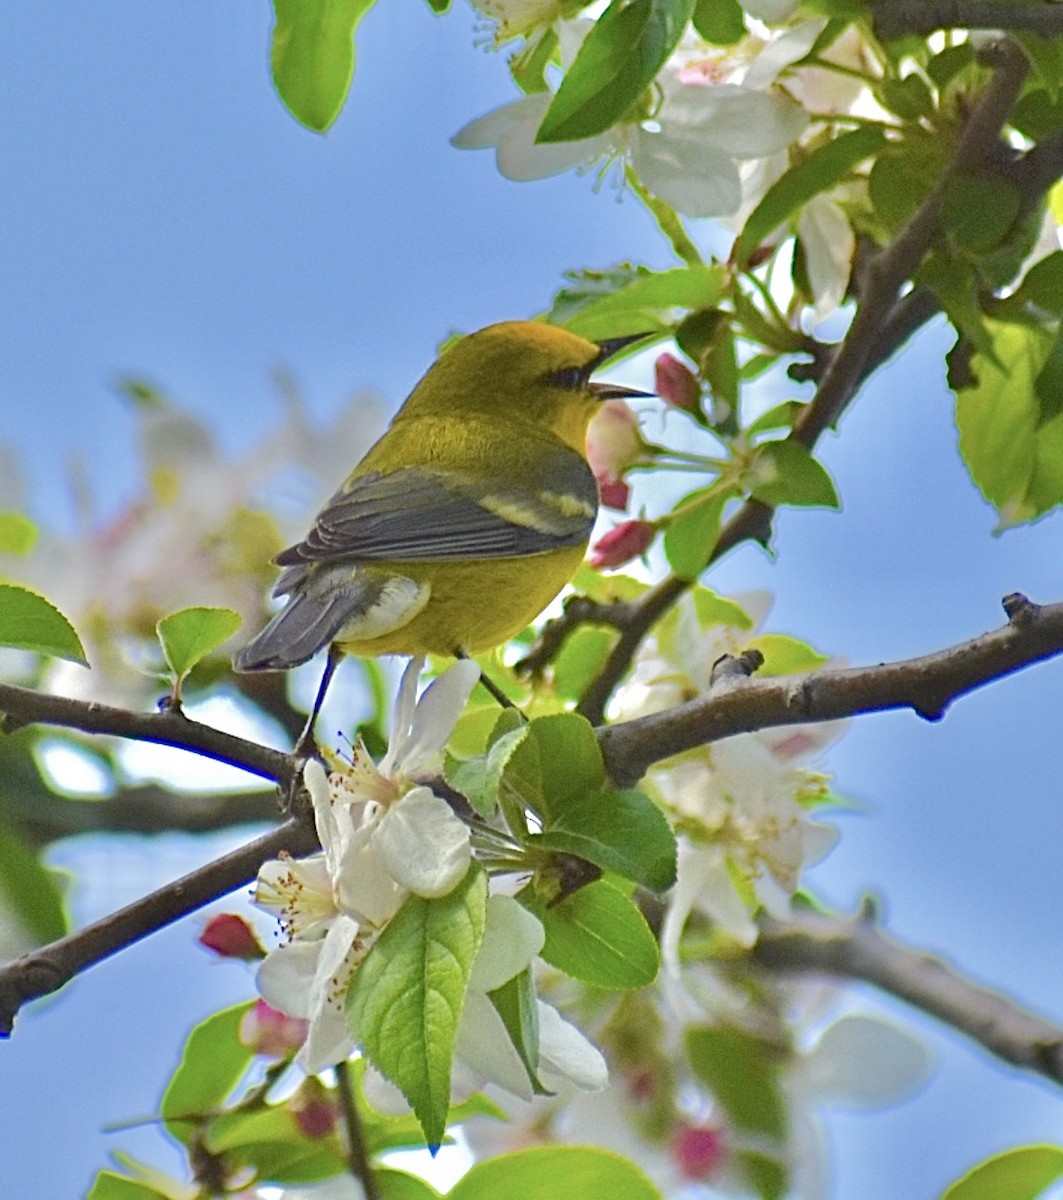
left=3, top=4, right=1063, bottom=1198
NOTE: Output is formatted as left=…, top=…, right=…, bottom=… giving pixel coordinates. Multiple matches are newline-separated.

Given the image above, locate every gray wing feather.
left=277, top=456, right=597, bottom=567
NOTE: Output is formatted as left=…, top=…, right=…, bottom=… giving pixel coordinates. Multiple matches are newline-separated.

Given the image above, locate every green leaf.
left=377, top=1169, right=444, bottom=1200
left=157, top=606, right=241, bottom=682
left=745, top=633, right=829, bottom=675
left=0, top=513, right=37, bottom=556
left=530, top=785, right=677, bottom=892
left=942, top=173, right=1021, bottom=255
left=687, top=1025, right=786, bottom=1139
left=692, top=0, right=745, bottom=44
left=558, top=264, right=727, bottom=341
left=0, top=583, right=87, bottom=665
left=551, top=626, right=617, bottom=703
left=161, top=1002, right=256, bottom=1143
left=744, top=440, right=839, bottom=508
left=1021, top=250, right=1063, bottom=316
left=347, top=864, right=489, bottom=1148
left=524, top=876, right=660, bottom=988
left=956, top=319, right=1063, bottom=526
left=0, top=820, right=67, bottom=944
left=488, top=967, right=548, bottom=1094
left=663, top=489, right=726, bottom=580
left=536, top=0, right=694, bottom=143
left=927, top=42, right=975, bottom=89
left=86, top=1174, right=171, bottom=1200
left=451, top=1145, right=664, bottom=1200
left=918, top=252, right=999, bottom=361
left=688, top=585, right=755, bottom=632
left=270, top=0, right=377, bottom=132
left=447, top=723, right=530, bottom=819
left=746, top=401, right=805, bottom=438
left=941, top=1145, right=1063, bottom=1200
left=512, top=713, right=608, bottom=820
left=878, top=74, right=934, bottom=120
left=869, top=138, right=948, bottom=233
left=736, top=127, right=886, bottom=265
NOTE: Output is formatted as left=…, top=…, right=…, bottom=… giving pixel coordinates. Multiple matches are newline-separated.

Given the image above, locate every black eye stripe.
left=547, top=364, right=591, bottom=389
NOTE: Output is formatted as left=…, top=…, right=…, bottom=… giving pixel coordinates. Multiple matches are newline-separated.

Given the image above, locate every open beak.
left=590, top=331, right=656, bottom=399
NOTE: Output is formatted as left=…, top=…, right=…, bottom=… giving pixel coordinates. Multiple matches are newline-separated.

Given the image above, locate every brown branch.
left=0, top=816, right=318, bottom=1036
left=871, top=0, right=1063, bottom=40
left=0, top=682, right=296, bottom=789
left=565, top=39, right=1030, bottom=725
left=754, top=906, right=1063, bottom=1085
left=335, top=1060, right=383, bottom=1200
left=598, top=592, right=1063, bottom=786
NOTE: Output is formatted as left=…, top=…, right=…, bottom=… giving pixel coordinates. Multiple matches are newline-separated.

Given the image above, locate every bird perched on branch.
left=233, top=320, right=650, bottom=747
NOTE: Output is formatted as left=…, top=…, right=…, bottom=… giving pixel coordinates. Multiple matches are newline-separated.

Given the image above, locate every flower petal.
left=379, top=655, right=425, bottom=776
left=257, top=940, right=321, bottom=1020
left=470, top=895, right=545, bottom=992
left=455, top=988, right=536, bottom=1102
left=631, top=130, right=742, bottom=219
left=372, top=786, right=471, bottom=898
left=801, top=1015, right=933, bottom=1108
left=536, top=1001, right=608, bottom=1092
left=394, top=659, right=481, bottom=779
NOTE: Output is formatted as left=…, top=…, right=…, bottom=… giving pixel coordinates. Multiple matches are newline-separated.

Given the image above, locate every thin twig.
left=0, top=816, right=318, bottom=1035
left=335, top=1060, right=383, bottom=1200
left=755, top=907, right=1063, bottom=1086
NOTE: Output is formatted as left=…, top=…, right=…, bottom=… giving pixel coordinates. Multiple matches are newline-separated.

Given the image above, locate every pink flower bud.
left=597, top=475, right=630, bottom=511
left=291, top=1087, right=338, bottom=1139
left=589, top=520, right=655, bottom=569
left=239, top=999, right=309, bottom=1058
left=654, top=353, right=700, bottom=413
left=672, top=1122, right=727, bottom=1181
left=198, top=913, right=265, bottom=961
left=586, top=399, right=642, bottom=485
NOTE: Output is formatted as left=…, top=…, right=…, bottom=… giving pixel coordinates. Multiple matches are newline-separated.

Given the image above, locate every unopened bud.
left=597, top=476, right=631, bottom=511
left=672, top=1122, right=727, bottom=1181
left=654, top=353, right=700, bottom=413
left=587, top=399, right=642, bottom=484
left=589, top=519, right=655, bottom=569
left=198, top=913, right=265, bottom=961
left=239, top=999, right=309, bottom=1058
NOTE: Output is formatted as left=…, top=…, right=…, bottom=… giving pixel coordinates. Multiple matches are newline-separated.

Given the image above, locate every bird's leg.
left=455, top=648, right=516, bottom=710
left=293, top=644, right=344, bottom=758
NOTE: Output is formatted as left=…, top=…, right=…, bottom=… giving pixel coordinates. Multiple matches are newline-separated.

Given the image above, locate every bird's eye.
left=547, top=365, right=591, bottom=390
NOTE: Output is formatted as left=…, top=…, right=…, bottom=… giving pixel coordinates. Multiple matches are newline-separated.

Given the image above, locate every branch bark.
left=755, top=907, right=1063, bottom=1086
left=871, top=0, right=1063, bottom=39
left=599, top=592, right=1063, bottom=786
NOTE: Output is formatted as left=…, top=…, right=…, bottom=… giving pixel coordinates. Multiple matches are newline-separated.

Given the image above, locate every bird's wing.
left=276, top=449, right=598, bottom=566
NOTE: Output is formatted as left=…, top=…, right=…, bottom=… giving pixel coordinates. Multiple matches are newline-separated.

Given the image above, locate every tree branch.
left=0, top=816, right=318, bottom=1035
left=599, top=592, right=1063, bottom=786
left=0, top=682, right=296, bottom=789
left=566, top=39, right=1029, bottom=725
left=754, top=907, right=1063, bottom=1086
left=871, top=0, right=1063, bottom=40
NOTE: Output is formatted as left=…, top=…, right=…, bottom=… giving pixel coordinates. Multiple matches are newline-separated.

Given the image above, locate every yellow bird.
left=234, top=321, right=648, bottom=736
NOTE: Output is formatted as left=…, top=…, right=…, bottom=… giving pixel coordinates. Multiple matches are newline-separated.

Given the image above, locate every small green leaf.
left=687, top=585, right=755, bottom=632
left=161, top=1002, right=256, bottom=1143
left=869, top=138, right=948, bottom=233
left=0, top=583, right=87, bottom=665
left=488, top=967, right=547, bottom=1094
left=270, top=0, right=377, bottom=132
left=447, top=724, right=530, bottom=819
left=377, top=1169, right=444, bottom=1200
left=878, top=73, right=934, bottom=120
left=943, top=173, right=1021, bottom=255
left=524, top=876, right=660, bottom=988
left=0, top=820, right=67, bottom=944
left=746, top=401, right=805, bottom=437
left=941, top=1145, right=1063, bottom=1200
left=745, top=633, right=829, bottom=675
left=736, top=127, right=886, bottom=265
left=551, top=626, right=617, bottom=703
left=347, top=864, right=488, bottom=1148
left=663, top=489, right=726, bottom=580
left=956, top=319, right=1063, bottom=526
left=513, top=713, right=608, bottom=820
left=927, top=42, right=975, bottom=89
left=536, top=0, right=694, bottom=143
left=744, top=441, right=839, bottom=508
left=157, top=606, right=242, bottom=681
left=530, top=785, right=677, bottom=892
left=86, top=1174, right=171, bottom=1200
left=1021, top=250, right=1063, bottom=316
left=559, top=264, right=727, bottom=341
left=0, top=513, right=37, bottom=556
left=692, top=0, right=745, bottom=44
left=687, top=1025, right=786, bottom=1139
left=451, top=1145, right=664, bottom=1200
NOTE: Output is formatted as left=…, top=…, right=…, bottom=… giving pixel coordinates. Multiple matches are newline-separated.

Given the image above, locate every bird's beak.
left=593, top=331, right=655, bottom=367
left=589, top=332, right=656, bottom=399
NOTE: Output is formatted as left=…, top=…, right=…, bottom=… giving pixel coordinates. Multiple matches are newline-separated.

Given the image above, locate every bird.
left=233, top=320, right=650, bottom=748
